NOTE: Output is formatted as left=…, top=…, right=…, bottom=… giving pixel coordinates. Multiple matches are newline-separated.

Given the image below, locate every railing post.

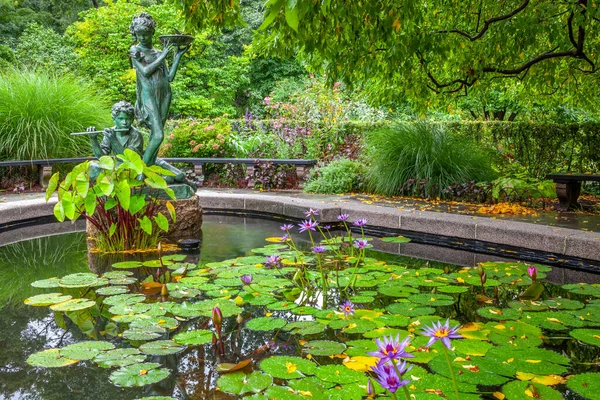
left=295, top=165, right=312, bottom=189
left=246, top=164, right=255, bottom=189
left=38, top=165, right=53, bottom=188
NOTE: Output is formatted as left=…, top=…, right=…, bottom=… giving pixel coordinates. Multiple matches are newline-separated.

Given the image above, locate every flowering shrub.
left=161, top=117, right=236, bottom=158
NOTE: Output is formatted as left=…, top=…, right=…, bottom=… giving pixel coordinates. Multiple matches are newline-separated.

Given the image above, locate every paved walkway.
left=2, top=189, right=600, bottom=263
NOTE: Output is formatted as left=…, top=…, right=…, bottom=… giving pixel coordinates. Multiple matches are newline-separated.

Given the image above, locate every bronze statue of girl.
left=129, top=12, right=189, bottom=166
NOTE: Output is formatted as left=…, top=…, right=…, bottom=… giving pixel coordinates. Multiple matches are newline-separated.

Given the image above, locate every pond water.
left=1, top=215, right=599, bottom=400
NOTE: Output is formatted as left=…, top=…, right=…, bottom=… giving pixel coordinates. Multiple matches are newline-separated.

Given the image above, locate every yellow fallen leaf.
left=507, top=358, right=514, bottom=363
left=545, top=317, right=564, bottom=324
left=265, top=312, right=273, bottom=317
left=524, top=389, right=534, bottom=397
left=298, top=340, right=308, bottom=346
left=493, top=392, right=506, bottom=399
left=299, top=391, right=312, bottom=397
left=139, top=369, right=148, bottom=375
left=494, top=324, right=506, bottom=330
left=525, top=360, right=542, bottom=364
left=516, top=371, right=566, bottom=385
left=286, top=362, right=297, bottom=374
left=342, top=356, right=378, bottom=372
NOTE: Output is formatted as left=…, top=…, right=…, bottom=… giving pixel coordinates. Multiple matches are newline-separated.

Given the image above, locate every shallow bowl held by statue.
left=159, top=34, right=194, bottom=48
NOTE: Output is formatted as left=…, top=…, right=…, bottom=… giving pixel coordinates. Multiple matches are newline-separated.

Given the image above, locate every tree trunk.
left=91, top=0, right=99, bottom=8
left=508, top=112, right=518, bottom=121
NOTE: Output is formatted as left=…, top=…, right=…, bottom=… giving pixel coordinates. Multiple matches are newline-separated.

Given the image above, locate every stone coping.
left=1, top=190, right=600, bottom=262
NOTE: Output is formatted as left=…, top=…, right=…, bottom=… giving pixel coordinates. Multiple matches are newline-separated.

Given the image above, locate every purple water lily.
left=280, top=224, right=294, bottom=231
left=353, top=218, right=368, bottom=227
left=240, top=274, right=252, bottom=285
left=368, top=334, right=414, bottom=362
left=312, top=245, right=326, bottom=253
left=304, top=208, right=319, bottom=217
left=353, top=239, right=369, bottom=249
left=421, top=319, right=463, bottom=349
left=337, top=214, right=349, bottom=221
left=371, top=359, right=411, bottom=393
left=298, top=219, right=319, bottom=233
left=264, top=255, right=282, bottom=268
left=366, top=378, right=375, bottom=398
left=340, top=300, right=355, bottom=317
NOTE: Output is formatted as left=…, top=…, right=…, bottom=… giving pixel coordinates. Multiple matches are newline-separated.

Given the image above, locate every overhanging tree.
left=172, top=0, right=600, bottom=108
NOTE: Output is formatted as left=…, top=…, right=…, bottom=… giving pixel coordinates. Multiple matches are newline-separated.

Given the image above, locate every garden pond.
left=1, top=214, right=600, bottom=400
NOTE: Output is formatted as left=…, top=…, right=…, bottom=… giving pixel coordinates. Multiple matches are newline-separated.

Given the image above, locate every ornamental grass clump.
left=365, top=122, right=496, bottom=198
left=0, top=70, right=110, bottom=160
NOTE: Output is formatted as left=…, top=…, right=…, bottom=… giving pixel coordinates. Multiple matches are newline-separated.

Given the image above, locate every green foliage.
left=15, top=23, right=79, bottom=73
left=46, top=149, right=176, bottom=252
left=178, top=0, right=600, bottom=111
left=303, top=158, right=365, bottom=194
left=161, top=117, right=236, bottom=158
left=0, top=69, right=110, bottom=160
left=0, top=44, right=15, bottom=70
left=366, top=122, right=496, bottom=197
left=67, top=0, right=250, bottom=117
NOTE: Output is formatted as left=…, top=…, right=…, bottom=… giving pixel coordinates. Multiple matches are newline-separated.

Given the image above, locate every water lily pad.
left=130, top=316, right=178, bottom=330
left=103, top=293, right=146, bottom=306
left=566, top=372, right=600, bottom=399
left=50, top=298, right=96, bottom=312
left=487, top=321, right=542, bottom=348
left=342, top=319, right=378, bottom=334
left=93, top=348, right=146, bottom=368
left=386, top=302, right=435, bottom=316
left=350, top=295, right=375, bottom=304
left=109, top=362, right=170, bottom=387
left=380, top=236, right=411, bottom=243
left=260, top=356, right=317, bottom=379
left=313, top=364, right=366, bottom=384
left=302, top=340, right=346, bottom=356
left=60, top=341, right=115, bottom=360
left=30, top=277, right=61, bottom=288
left=27, top=349, right=79, bottom=368
left=562, top=283, right=600, bottom=297
left=96, top=286, right=129, bottom=296
left=437, top=285, right=469, bottom=294
left=139, top=340, right=184, bottom=355
left=59, top=273, right=104, bottom=288
left=487, top=346, right=569, bottom=375
left=24, top=293, right=72, bottom=306
left=523, top=311, right=585, bottom=330
left=378, top=285, right=420, bottom=298
left=284, top=321, right=326, bottom=336
left=112, top=261, right=143, bottom=269
left=173, top=329, right=213, bottom=345
left=142, top=259, right=172, bottom=268
left=103, top=271, right=133, bottom=279
left=374, top=314, right=409, bottom=328
left=502, top=379, right=563, bottom=400
left=109, top=277, right=138, bottom=285
left=429, top=350, right=514, bottom=385
left=266, top=301, right=298, bottom=311
left=408, top=293, right=455, bottom=306
left=122, top=326, right=164, bottom=341
left=477, top=307, right=522, bottom=321
left=246, top=317, right=287, bottom=331
left=410, top=373, right=479, bottom=400
left=109, top=303, right=152, bottom=316
left=570, top=329, right=600, bottom=346
left=216, top=371, right=272, bottom=395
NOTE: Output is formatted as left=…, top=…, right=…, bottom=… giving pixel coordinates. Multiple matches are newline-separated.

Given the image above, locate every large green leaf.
left=566, top=372, right=600, bottom=399
left=502, top=380, right=563, bottom=400
left=302, top=340, right=346, bottom=356
left=27, top=349, right=78, bottom=368
left=173, top=329, right=213, bottom=345
left=245, top=317, right=287, bottom=331
left=260, top=356, right=317, bottom=379
left=154, top=212, right=169, bottom=232
left=60, top=341, right=115, bottom=360
left=115, top=180, right=130, bottom=211
left=109, top=362, right=170, bottom=387
left=46, top=172, right=60, bottom=201
left=139, top=340, right=184, bottom=355
left=97, top=156, right=115, bottom=170
left=569, top=329, right=600, bottom=347
left=216, top=371, right=273, bottom=395
left=98, top=175, right=114, bottom=196
left=138, top=216, right=152, bottom=235
left=93, top=349, right=146, bottom=368
left=75, top=172, right=89, bottom=198
left=313, top=365, right=366, bottom=384
left=24, top=293, right=72, bottom=306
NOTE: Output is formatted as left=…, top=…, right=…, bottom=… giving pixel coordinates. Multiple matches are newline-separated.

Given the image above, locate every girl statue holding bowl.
left=129, top=12, right=189, bottom=166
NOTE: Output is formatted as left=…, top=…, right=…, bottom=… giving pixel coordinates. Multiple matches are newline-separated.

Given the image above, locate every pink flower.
left=212, top=143, right=219, bottom=150
left=192, top=144, right=201, bottom=153
left=189, top=140, right=197, bottom=146
left=264, top=96, right=271, bottom=105
left=204, top=125, right=215, bottom=132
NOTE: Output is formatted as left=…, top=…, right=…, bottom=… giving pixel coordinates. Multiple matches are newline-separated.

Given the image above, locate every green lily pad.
left=139, top=340, right=184, bottom=355
left=108, top=303, right=152, bottom=316
left=27, top=349, right=79, bottom=368
left=313, top=364, right=366, bottom=384
left=93, top=349, right=146, bottom=368
left=260, top=356, right=317, bottom=379
left=142, top=259, right=172, bottom=268
left=408, top=293, right=455, bottom=306
left=60, top=341, right=115, bottom=360
left=103, top=293, right=146, bottom=306
left=96, top=286, right=129, bottom=296
left=103, top=271, right=133, bottom=279
left=570, top=329, right=600, bottom=346
left=59, top=272, right=104, bottom=288
left=487, top=346, right=569, bottom=375
left=378, top=285, right=420, bottom=298
left=266, top=301, right=298, bottom=311
left=24, top=293, right=72, bottom=306
left=216, top=371, right=272, bottom=395
left=342, top=319, right=378, bottom=334
left=566, top=372, right=600, bottom=399
left=109, top=277, right=138, bottom=285
left=122, top=326, right=164, bottom=341
left=129, top=316, right=178, bottom=330
left=109, top=362, right=170, bottom=387
left=50, top=298, right=96, bottom=312
left=374, top=314, right=409, bottom=328
left=112, top=261, right=143, bottom=269
left=562, top=283, right=600, bottom=297
left=284, top=321, right=326, bottom=336
left=477, top=307, right=522, bottom=321
left=30, top=277, right=61, bottom=288
left=246, top=317, right=286, bottom=331
left=486, top=321, right=542, bottom=348
left=261, top=386, right=304, bottom=400
left=502, top=379, right=563, bottom=400
left=386, top=302, right=435, bottom=316
left=429, top=349, right=514, bottom=386
left=345, top=339, right=379, bottom=357
left=437, top=285, right=469, bottom=294
left=523, top=311, right=585, bottom=330
left=302, top=340, right=346, bottom=356
left=380, top=236, right=412, bottom=243
left=173, top=329, right=213, bottom=345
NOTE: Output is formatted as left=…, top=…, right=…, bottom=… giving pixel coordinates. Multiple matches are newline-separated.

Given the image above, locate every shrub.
left=161, top=117, right=236, bottom=158
left=0, top=70, right=110, bottom=160
left=366, top=122, right=496, bottom=198
left=15, top=23, right=79, bottom=74
left=304, top=158, right=366, bottom=194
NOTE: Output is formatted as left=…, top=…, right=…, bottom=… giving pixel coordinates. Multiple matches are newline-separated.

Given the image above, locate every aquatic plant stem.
left=390, top=392, right=397, bottom=400
left=403, top=386, right=411, bottom=400
left=442, top=346, right=461, bottom=400
left=391, top=360, right=411, bottom=400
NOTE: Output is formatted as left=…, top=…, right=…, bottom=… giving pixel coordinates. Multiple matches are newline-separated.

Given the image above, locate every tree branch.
left=436, top=0, right=530, bottom=41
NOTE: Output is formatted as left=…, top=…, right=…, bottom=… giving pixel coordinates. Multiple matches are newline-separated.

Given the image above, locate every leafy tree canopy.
left=173, top=0, right=600, bottom=110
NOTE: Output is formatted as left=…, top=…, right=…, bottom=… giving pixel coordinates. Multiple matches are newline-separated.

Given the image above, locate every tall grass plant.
left=366, top=122, right=496, bottom=197
left=0, top=70, right=110, bottom=161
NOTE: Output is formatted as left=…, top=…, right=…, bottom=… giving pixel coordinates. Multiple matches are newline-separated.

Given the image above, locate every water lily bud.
left=366, top=378, right=375, bottom=398
left=477, top=264, right=484, bottom=277
left=527, top=266, right=538, bottom=281
left=236, top=314, right=244, bottom=324
left=160, top=284, right=169, bottom=296
left=481, top=272, right=487, bottom=285
left=212, top=307, right=223, bottom=333
left=157, top=241, right=162, bottom=257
